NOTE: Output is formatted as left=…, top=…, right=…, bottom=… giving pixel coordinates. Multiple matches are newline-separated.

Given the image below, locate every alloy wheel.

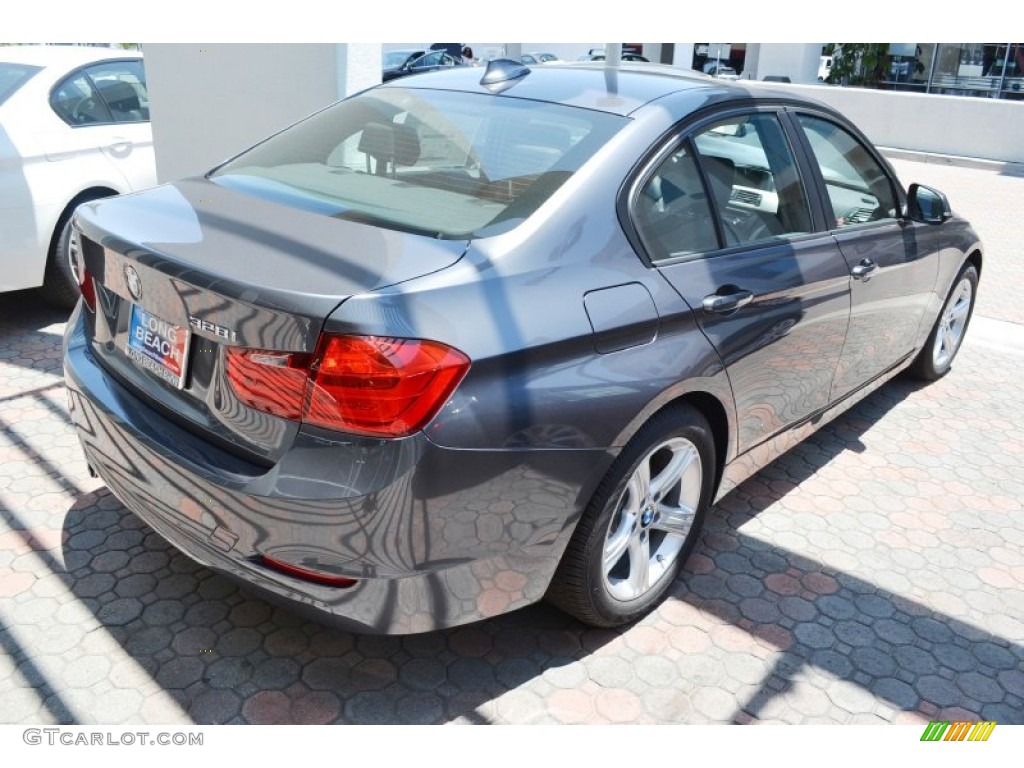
left=932, top=276, right=973, bottom=370
left=602, top=436, right=702, bottom=601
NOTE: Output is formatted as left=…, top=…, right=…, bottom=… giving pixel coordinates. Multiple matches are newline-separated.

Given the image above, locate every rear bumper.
left=63, top=307, right=611, bottom=633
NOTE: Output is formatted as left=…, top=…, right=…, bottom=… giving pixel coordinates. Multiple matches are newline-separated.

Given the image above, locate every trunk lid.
left=75, top=178, right=468, bottom=463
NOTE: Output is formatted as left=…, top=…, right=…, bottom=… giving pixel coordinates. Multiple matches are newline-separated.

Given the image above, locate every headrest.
left=357, top=122, right=421, bottom=166
left=96, top=80, right=140, bottom=111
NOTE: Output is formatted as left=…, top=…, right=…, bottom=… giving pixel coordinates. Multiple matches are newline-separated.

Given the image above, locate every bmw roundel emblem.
left=125, top=265, right=142, bottom=301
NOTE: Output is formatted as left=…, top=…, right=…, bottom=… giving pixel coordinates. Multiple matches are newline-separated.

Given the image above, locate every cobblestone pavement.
left=1, top=159, right=1023, bottom=726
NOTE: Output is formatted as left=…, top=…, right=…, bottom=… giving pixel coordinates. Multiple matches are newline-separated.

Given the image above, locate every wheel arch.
left=47, top=186, right=120, bottom=258
left=965, top=248, right=982, bottom=276
left=614, top=387, right=734, bottom=500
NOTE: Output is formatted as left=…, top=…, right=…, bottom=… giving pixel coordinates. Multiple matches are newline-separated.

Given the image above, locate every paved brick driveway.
left=1, top=158, right=1022, bottom=725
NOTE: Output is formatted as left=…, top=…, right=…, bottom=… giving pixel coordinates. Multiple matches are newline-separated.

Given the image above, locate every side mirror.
left=907, top=183, right=952, bottom=224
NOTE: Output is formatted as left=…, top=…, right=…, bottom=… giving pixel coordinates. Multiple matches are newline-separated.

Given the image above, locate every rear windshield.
left=0, top=63, right=41, bottom=106
left=209, top=87, right=628, bottom=239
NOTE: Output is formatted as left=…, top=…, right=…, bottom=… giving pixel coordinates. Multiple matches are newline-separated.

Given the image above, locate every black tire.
left=546, top=405, right=716, bottom=628
left=908, top=263, right=978, bottom=381
left=38, top=213, right=81, bottom=310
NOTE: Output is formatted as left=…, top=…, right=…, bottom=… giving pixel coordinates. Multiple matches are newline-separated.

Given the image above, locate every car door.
left=631, top=109, right=852, bottom=454
left=48, top=59, right=155, bottom=192
left=409, top=51, right=446, bottom=75
left=84, top=59, right=156, bottom=191
left=792, top=112, right=938, bottom=399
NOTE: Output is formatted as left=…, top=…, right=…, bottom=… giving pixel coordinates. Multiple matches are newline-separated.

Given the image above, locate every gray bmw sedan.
left=64, top=61, right=981, bottom=633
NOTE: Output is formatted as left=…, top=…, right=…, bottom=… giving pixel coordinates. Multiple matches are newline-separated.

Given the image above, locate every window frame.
left=48, top=57, right=147, bottom=128
left=619, top=102, right=832, bottom=268
left=784, top=109, right=907, bottom=233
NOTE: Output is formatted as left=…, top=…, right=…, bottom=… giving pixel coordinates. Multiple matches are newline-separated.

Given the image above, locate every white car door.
left=82, top=59, right=156, bottom=191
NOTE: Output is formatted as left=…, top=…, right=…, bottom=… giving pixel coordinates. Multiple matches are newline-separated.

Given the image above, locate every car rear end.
left=63, top=80, right=631, bottom=633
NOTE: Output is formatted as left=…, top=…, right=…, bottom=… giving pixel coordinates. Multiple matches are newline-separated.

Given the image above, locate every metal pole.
left=926, top=43, right=938, bottom=94
left=997, top=43, right=1011, bottom=99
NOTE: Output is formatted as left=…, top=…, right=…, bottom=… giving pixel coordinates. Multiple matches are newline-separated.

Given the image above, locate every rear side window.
left=0, top=63, right=41, bottom=106
left=86, top=60, right=149, bottom=122
left=634, top=141, right=719, bottom=260
left=51, top=72, right=112, bottom=125
left=797, top=114, right=898, bottom=228
left=210, top=88, right=627, bottom=239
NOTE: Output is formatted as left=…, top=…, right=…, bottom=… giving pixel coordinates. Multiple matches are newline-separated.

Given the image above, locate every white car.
left=0, top=45, right=156, bottom=307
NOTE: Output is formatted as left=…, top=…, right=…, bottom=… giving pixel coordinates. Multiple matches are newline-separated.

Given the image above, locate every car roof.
left=0, top=44, right=140, bottom=69
left=383, top=62, right=782, bottom=117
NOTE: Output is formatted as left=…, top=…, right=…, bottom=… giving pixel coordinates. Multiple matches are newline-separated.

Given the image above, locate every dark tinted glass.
left=210, top=87, right=627, bottom=239
left=634, top=141, right=719, bottom=260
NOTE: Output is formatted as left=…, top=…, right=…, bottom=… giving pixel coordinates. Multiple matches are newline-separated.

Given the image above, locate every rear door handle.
left=851, top=258, right=878, bottom=281
left=105, top=138, right=133, bottom=155
left=702, top=288, right=754, bottom=314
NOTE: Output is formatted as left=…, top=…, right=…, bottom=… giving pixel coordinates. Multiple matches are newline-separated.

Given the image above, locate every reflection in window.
left=693, top=113, right=812, bottom=247
left=798, top=115, right=897, bottom=229
left=634, top=141, right=719, bottom=260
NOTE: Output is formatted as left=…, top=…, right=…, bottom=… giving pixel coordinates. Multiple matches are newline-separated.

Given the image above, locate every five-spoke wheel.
left=547, top=405, right=715, bottom=627
left=910, top=263, right=978, bottom=381
left=602, top=436, right=702, bottom=602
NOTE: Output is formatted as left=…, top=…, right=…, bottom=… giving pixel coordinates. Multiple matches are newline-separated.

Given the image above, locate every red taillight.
left=259, top=554, right=358, bottom=588
left=69, top=230, right=95, bottom=312
left=224, top=348, right=312, bottom=420
left=305, top=335, right=471, bottom=437
left=223, top=334, right=470, bottom=438
left=79, top=267, right=97, bottom=312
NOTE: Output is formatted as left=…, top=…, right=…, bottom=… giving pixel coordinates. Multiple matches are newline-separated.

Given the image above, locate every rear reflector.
left=79, top=268, right=97, bottom=313
left=259, top=554, right=358, bottom=588
left=224, top=334, right=470, bottom=438
left=69, top=228, right=95, bottom=312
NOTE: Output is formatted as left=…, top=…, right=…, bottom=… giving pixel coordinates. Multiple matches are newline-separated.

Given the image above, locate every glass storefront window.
left=880, top=43, right=1022, bottom=100
left=881, top=44, right=931, bottom=92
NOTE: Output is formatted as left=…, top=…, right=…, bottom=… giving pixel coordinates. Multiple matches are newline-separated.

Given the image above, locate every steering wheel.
left=71, top=96, right=98, bottom=125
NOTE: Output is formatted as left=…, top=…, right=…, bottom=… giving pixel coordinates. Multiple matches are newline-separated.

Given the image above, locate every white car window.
left=51, top=72, right=112, bottom=126
left=87, top=60, right=149, bottom=123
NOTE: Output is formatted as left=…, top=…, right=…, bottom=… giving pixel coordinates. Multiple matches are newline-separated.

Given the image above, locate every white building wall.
left=673, top=44, right=696, bottom=69
left=754, top=81, right=1024, bottom=164
left=145, top=44, right=380, bottom=182
left=749, top=43, right=823, bottom=83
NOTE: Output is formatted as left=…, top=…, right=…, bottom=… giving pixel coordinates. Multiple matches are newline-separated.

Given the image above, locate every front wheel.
left=546, top=405, right=716, bottom=628
left=909, top=263, right=978, bottom=381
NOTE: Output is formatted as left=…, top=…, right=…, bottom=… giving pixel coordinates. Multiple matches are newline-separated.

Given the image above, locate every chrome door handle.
left=851, top=258, right=878, bottom=281
left=702, top=289, right=754, bottom=314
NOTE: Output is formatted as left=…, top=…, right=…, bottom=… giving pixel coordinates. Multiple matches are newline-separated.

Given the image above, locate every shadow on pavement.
left=49, top=370, right=1022, bottom=724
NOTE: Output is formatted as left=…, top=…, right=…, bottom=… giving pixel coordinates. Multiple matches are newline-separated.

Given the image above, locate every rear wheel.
left=909, top=263, right=978, bottom=381
left=38, top=214, right=80, bottom=310
left=547, top=405, right=715, bottom=627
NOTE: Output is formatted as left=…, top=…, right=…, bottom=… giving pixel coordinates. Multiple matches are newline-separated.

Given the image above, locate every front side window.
left=797, top=114, right=898, bottom=228
left=210, top=88, right=627, bottom=239
left=693, top=113, right=813, bottom=247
